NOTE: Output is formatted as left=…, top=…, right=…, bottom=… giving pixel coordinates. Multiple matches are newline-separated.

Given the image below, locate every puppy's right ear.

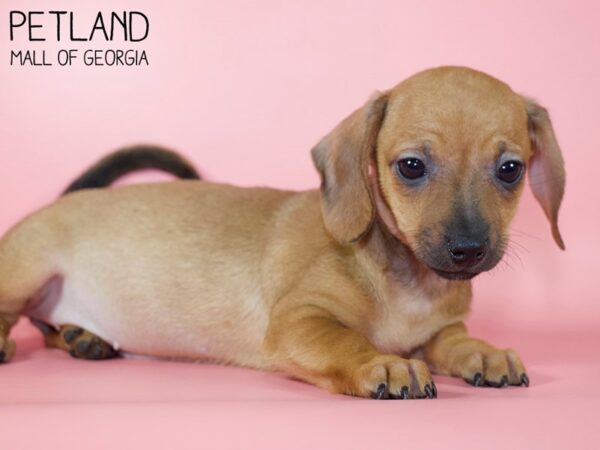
left=311, top=92, right=389, bottom=244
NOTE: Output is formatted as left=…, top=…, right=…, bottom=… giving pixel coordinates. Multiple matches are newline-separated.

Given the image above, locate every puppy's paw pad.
left=63, top=327, right=84, bottom=343
left=61, top=326, right=119, bottom=360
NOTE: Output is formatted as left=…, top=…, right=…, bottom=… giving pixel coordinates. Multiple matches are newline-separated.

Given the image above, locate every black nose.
left=447, top=239, right=487, bottom=268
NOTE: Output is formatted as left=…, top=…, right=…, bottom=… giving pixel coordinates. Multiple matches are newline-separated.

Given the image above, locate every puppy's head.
left=312, top=67, right=565, bottom=280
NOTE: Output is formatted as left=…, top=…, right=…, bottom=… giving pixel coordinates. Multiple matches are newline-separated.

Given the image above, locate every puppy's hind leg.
left=0, top=215, right=62, bottom=363
left=31, top=319, right=119, bottom=360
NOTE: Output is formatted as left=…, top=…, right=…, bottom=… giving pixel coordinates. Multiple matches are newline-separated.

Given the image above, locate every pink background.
left=0, top=1, right=599, bottom=449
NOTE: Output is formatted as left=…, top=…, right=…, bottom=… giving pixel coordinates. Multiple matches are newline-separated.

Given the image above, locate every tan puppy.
left=0, top=67, right=565, bottom=399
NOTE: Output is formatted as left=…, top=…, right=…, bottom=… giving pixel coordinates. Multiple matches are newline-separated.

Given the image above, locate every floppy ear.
left=524, top=98, right=566, bottom=250
left=311, top=92, right=389, bottom=244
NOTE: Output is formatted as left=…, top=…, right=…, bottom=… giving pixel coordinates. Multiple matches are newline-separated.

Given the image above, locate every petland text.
left=8, top=11, right=149, bottom=67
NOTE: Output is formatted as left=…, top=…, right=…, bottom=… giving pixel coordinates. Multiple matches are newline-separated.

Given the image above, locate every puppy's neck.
left=354, top=219, right=470, bottom=313
left=359, top=219, right=422, bottom=278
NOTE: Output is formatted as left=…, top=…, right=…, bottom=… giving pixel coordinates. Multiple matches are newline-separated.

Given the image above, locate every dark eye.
left=497, top=160, right=524, bottom=184
left=396, top=158, right=426, bottom=180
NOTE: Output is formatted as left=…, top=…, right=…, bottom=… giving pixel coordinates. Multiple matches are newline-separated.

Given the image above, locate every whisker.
left=510, top=227, right=541, bottom=241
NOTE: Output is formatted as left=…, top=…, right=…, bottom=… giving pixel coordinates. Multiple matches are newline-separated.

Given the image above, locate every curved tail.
left=63, top=145, right=200, bottom=195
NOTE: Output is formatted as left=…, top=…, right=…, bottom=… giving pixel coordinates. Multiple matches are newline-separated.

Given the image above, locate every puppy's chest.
left=367, top=283, right=468, bottom=355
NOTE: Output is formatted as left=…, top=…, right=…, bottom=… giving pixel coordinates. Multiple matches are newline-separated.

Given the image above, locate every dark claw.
left=465, top=372, right=484, bottom=386
left=431, top=381, right=438, bottom=398
left=501, top=376, right=509, bottom=387
left=63, top=327, right=84, bottom=343
left=474, top=373, right=483, bottom=386
left=521, top=373, right=530, bottom=387
left=390, top=386, right=407, bottom=400
left=424, top=384, right=434, bottom=399
left=401, top=386, right=409, bottom=400
left=0, top=350, right=5, bottom=362
left=371, top=383, right=387, bottom=399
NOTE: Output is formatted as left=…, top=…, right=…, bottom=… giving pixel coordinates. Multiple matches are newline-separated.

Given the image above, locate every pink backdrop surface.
left=0, top=1, right=599, bottom=449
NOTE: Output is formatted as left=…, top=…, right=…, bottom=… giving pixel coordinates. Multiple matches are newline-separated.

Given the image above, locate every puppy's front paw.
left=455, top=348, right=528, bottom=388
left=351, top=355, right=436, bottom=399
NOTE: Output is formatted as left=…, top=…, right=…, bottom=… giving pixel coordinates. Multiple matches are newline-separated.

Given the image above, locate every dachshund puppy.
left=0, top=67, right=565, bottom=399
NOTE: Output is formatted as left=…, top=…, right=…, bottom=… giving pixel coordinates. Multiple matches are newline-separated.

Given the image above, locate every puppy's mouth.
left=430, top=268, right=480, bottom=281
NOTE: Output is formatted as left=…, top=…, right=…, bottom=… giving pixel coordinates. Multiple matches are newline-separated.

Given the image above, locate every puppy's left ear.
left=523, top=98, right=566, bottom=250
